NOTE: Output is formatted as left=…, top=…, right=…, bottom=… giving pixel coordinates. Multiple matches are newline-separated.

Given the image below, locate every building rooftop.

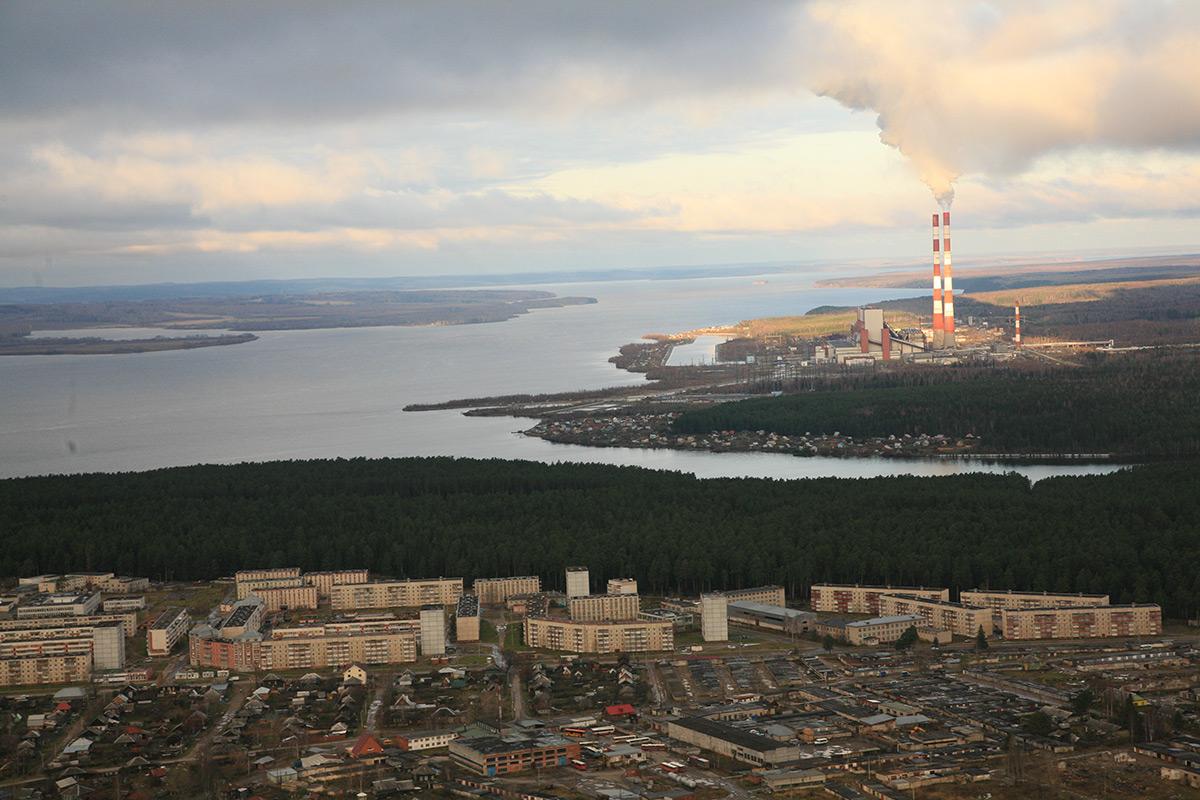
left=728, top=600, right=814, bottom=620
left=22, top=592, right=95, bottom=607
left=150, top=608, right=187, bottom=629
left=965, top=588, right=1109, bottom=599
left=455, top=734, right=572, bottom=755
left=671, top=716, right=792, bottom=752
left=845, top=615, right=924, bottom=629
left=456, top=595, right=479, bottom=616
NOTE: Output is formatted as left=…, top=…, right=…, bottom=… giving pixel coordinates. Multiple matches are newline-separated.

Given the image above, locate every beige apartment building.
left=961, top=589, right=1111, bottom=611
left=473, top=576, right=541, bottom=605
left=607, top=578, right=638, bottom=595
left=0, top=619, right=125, bottom=678
left=879, top=595, right=993, bottom=637
left=568, top=593, right=640, bottom=622
left=0, top=611, right=138, bottom=638
left=303, top=569, right=370, bottom=599
left=235, top=576, right=305, bottom=601
left=455, top=596, right=480, bottom=642
left=258, top=626, right=418, bottom=670
left=1000, top=604, right=1162, bottom=640
left=523, top=616, right=673, bottom=654
left=16, top=592, right=102, bottom=620
left=819, top=614, right=925, bottom=646
left=810, top=584, right=950, bottom=615
left=0, top=652, right=92, bottom=687
left=330, top=578, right=463, bottom=610
left=146, top=608, right=191, bottom=657
left=725, top=586, right=787, bottom=607
left=250, top=584, right=319, bottom=612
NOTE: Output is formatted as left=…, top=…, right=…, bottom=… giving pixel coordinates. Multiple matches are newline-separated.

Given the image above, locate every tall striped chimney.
left=942, top=210, right=956, bottom=347
left=1014, top=299, right=1021, bottom=347
left=931, top=213, right=944, bottom=349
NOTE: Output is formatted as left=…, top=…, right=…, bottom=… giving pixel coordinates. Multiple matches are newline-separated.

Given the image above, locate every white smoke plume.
left=799, top=0, right=1200, bottom=207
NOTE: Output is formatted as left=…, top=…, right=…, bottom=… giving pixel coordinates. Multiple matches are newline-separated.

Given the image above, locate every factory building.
left=449, top=734, right=579, bottom=776
left=420, top=606, right=446, bottom=656
left=819, top=614, right=925, bottom=646
left=960, top=589, right=1111, bottom=611
left=727, top=601, right=815, bottom=636
left=568, top=593, right=640, bottom=622
left=725, top=585, right=787, bottom=607
left=330, top=578, right=463, bottom=610
left=249, top=584, right=319, bottom=612
left=851, top=307, right=928, bottom=362
left=302, top=569, right=369, bottom=599
left=1000, top=604, right=1162, bottom=641
left=810, top=584, right=950, bottom=615
left=147, top=607, right=191, bottom=657
left=522, top=616, right=673, bottom=654
left=606, top=578, right=638, bottom=595
left=701, top=593, right=729, bottom=642
left=565, top=567, right=590, bottom=598
left=455, top=595, right=480, bottom=642
left=667, top=717, right=800, bottom=766
left=879, top=595, right=993, bottom=638
left=473, top=576, right=541, bottom=605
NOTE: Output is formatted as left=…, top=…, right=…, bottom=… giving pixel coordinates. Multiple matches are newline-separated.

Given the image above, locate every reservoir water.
left=0, top=271, right=1123, bottom=482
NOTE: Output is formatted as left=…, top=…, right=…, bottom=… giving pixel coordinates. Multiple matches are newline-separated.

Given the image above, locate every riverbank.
left=0, top=333, right=258, bottom=356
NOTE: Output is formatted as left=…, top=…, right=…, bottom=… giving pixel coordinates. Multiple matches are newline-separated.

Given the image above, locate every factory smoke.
left=800, top=0, right=1200, bottom=206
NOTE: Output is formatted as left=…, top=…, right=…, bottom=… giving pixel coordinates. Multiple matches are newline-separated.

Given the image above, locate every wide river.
left=0, top=272, right=1123, bottom=482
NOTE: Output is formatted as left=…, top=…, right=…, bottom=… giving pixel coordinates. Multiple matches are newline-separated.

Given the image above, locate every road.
left=509, top=667, right=527, bottom=720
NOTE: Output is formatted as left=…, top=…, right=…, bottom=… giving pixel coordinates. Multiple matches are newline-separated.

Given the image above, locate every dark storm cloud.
left=0, top=2, right=802, bottom=127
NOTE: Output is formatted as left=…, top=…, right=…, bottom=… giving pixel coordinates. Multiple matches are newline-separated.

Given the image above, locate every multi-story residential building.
left=1000, top=604, right=1162, bottom=640
left=961, top=589, right=1111, bottom=611
left=449, top=734, right=579, bottom=775
left=810, top=584, right=950, bottom=615
left=16, top=592, right=102, bottom=620
left=725, top=586, right=787, bottom=607
left=101, top=595, right=146, bottom=613
left=606, top=578, right=638, bottom=595
left=879, top=595, right=994, bottom=637
left=0, top=619, right=125, bottom=680
left=701, top=593, right=729, bottom=642
left=818, top=614, right=925, bottom=646
left=250, top=584, right=318, bottom=612
left=235, top=576, right=306, bottom=601
left=24, top=574, right=150, bottom=594
left=565, top=567, right=590, bottom=598
left=147, top=608, right=191, bottom=657
left=258, top=626, right=418, bottom=670
left=455, top=596, right=480, bottom=642
left=420, top=606, right=446, bottom=656
left=523, top=616, right=673, bottom=654
left=330, top=578, right=463, bottom=610
left=472, top=576, right=541, bottom=605
left=568, top=593, right=640, bottom=622
left=234, top=567, right=301, bottom=588
left=0, top=612, right=138, bottom=638
left=188, top=597, right=266, bottom=671
left=302, top=569, right=369, bottom=599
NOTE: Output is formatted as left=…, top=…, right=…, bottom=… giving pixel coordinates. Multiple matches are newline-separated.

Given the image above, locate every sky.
left=2, top=1, right=1200, bottom=288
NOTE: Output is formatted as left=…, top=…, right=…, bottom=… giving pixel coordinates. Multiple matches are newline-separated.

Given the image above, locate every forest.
left=673, top=350, right=1200, bottom=458
left=2, top=457, right=1200, bottom=620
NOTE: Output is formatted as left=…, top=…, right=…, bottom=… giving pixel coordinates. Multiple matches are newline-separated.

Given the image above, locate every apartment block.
left=810, top=584, right=950, bottom=615
left=258, top=627, right=418, bottom=670
left=147, top=608, right=191, bottom=657
left=302, top=569, right=369, bottom=599
left=455, top=595, right=480, bottom=643
left=396, top=730, right=459, bottom=751
left=0, top=611, right=138, bottom=638
left=1000, top=604, right=1162, bottom=641
left=420, top=606, right=446, bottom=656
left=473, top=576, right=541, bottom=605
left=565, top=567, right=590, bottom=598
left=101, top=595, right=146, bottom=613
left=725, top=585, right=787, bottom=607
left=249, top=584, right=319, bottom=612
left=235, top=567, right=301, bottom=585
left=0, top=653, right=92, bottom=687
left=879, top=595, right=993, bottom=637
left=330, top=578, right=463, bottom=610
left=701, top=593, right=729, bottom=642
left=961, top=589, right=1111, bottom=611
left=523, top=616, right=673, bottom=654
left=24, top=574, right=149, bottom=594
left=568, top=593, right=640, bottom=622
left=0, top=619, right=125, bottom=675
left=235, top=576, right=305, bottom=601
left=16, top=592, right=102, bottom=620
left=606, top=578, right=638, bottom=595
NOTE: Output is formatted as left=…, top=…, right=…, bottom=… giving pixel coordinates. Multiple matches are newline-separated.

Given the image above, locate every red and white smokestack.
left=942, top=210, right=955, bottom=347
left=1014, top=299, right=1021, bottom=347
left=931, top=213, right=944, bottom=349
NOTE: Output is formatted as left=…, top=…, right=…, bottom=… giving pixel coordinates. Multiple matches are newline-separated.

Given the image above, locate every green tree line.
left=674, top=351, right=1200, bottom=457
left=3, top=457, right=1200, bottom=618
